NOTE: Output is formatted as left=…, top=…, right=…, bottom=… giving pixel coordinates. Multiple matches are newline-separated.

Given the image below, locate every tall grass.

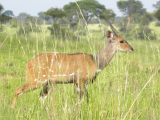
left=0, top=23, right=160, bottom=120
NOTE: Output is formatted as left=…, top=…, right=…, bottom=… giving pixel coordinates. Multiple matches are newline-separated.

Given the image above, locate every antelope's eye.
left=120, top=41, right=124, bottom=43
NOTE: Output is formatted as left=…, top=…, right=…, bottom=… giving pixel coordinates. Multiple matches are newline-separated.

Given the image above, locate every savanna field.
left=0, top=22, right=160, bottom=120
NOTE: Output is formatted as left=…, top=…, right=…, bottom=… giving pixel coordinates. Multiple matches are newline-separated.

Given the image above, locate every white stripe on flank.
left=54, top=75, right=66, bottom=76
left=43, top=79, right=48, bottom=83
left=53, top=73, right=74, bottom=77
left=69, top=73, right=74, bottom=76
left=38, top=79, right=48, bottom=84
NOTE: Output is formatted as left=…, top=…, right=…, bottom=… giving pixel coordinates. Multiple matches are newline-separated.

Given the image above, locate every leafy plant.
left=18, top=16, right=42, bottom=35
left=48, top=23, right=77, bottom=40
left=154, top=9, right=160, bottom=22
left=44, top=8, right=66, bottom=23
left=11, top=18, right=18, bottom=28
left=155, top=21, right=160, bottom=26
left=63, top=0, right=106, bottom=24
left=136, top=26, right=156, bottom=40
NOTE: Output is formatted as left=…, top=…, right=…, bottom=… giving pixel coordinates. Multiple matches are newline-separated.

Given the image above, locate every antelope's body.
left=11, top=22, right=133, bottom=109
left=27, top=53, right=96, bottom=85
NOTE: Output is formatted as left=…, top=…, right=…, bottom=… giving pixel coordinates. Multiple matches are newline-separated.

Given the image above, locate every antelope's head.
left=107, top=22, right=133, bottom=52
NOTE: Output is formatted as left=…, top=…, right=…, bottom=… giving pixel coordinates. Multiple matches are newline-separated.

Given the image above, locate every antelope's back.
left=26, top=53, right=97, bottom=83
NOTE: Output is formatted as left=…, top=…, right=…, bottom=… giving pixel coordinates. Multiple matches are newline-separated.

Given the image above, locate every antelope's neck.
left=95, top=41, right=117, bottom=70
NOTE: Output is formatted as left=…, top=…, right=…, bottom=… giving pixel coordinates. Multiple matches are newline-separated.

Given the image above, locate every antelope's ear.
left=106, top=30, right=114, bottom=40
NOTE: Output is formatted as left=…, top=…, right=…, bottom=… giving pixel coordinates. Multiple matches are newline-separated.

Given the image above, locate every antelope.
left=11, top=22, right=133, bottom=109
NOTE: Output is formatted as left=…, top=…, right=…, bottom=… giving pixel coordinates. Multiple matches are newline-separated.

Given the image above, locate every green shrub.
left=18, top=23, right=41, bottom=35
left=17, top=16, right=42, bottom=35
left=155, top=21, right=160, bottom=26
left=48, top=23, right=77, bottom=40
left=11, top=18, right=18, bottom=28
left=70, top=22, right=77, bottom=28
left=136, top=27, right=156, bottom=40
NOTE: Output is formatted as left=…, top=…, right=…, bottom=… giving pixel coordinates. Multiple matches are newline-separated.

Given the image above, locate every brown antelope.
left=11, top=22, right=133, bottom=109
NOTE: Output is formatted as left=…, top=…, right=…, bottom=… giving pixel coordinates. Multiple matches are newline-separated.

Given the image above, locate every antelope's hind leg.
left=11, top=81, right=45, bottom=109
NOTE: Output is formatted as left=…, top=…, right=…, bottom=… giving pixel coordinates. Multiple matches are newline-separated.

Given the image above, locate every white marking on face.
left=42, top=63, right=45, bottom=65
left=119, top=49, right=125, bottom=52
left=34, top=79, right=37, bottom=81
left=111, top=33, right=114, bottom=38
left=43, top=68, right=45, bottom=69
left=128, top=50, right=133, bottom=52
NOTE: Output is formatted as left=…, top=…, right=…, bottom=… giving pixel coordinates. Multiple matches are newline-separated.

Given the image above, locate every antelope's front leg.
left=39, top=81, right=54, bottom=104
left=84, top=85, right=89, bottom=103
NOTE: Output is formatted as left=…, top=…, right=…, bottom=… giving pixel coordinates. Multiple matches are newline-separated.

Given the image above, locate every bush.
left=116, top=21, right=133, bottom=33
left=18, top=23, right=41, bottom=35
left=70, top=22, right=77, bottom=28
left=90, top=18, right=100, bottom=24
left=18, top=24, right=30, bottom=35
left=117, top=22, right=127, bottom=32
left=136, top=27, right=156, bottom=40
left=48, top=23, right=77, bottom=40
left=155, top=21, right=160, bottom=26
left=11, top=18, right=18, bottom=28
left=116, top=21, right=156, bottom=40
left=18, top=16, right=42, bottom=35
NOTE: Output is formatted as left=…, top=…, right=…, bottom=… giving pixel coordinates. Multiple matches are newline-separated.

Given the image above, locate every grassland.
left=0, top=22, right=160, bottom=120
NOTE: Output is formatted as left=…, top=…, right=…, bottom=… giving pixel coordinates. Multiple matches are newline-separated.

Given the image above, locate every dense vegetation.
left=0, top=21, right=160, bottom=119
left=0, top=0, right=160, bottom=119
